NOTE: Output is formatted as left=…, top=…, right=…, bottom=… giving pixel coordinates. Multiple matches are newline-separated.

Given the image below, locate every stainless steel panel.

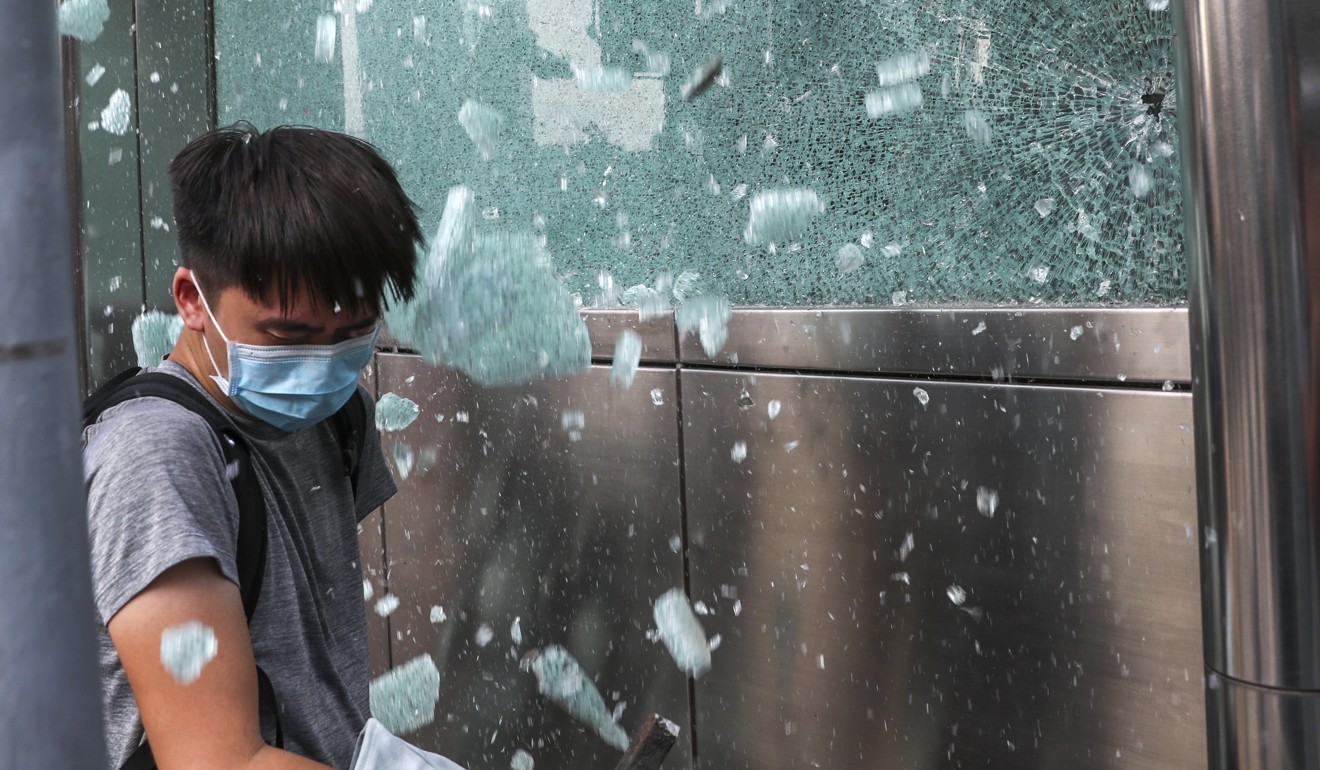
left=683, top=371, right=1205, bottom=770
left=1206, top=674, right=1320, bottom=770
left=679, top=308, right=1189, bottom=385
left=381, top=309, right=677, bottom=364
left=359, top=506, right=392, bottom=679
left=1175, top=0, right=1320, bottom=690
left=375, top=353, right=690, bottom=770
left=583, top=309, right=676, bottom=363
left=360, top=358, right=391, bottom=679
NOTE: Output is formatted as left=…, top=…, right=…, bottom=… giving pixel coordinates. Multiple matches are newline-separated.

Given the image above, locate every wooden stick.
left=612, top=713, right=681, bottom=770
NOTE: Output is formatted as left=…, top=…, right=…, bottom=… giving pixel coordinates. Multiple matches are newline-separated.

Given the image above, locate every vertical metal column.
left=1175, top=0, right=1320, bottom=767
left=0, top=0, right=109, bottom=766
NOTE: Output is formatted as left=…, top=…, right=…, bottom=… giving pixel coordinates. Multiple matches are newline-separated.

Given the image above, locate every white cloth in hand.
left=351, top=718, right=467, bottom=770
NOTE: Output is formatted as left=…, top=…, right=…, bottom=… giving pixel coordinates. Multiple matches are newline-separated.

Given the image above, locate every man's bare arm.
left=107, top=558, right=332, bottom=770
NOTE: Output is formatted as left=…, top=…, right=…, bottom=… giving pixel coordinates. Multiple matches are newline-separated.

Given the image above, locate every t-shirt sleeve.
left=353, top=384, right=398, bottom=521
left=83, top=397, right=242, bottom=624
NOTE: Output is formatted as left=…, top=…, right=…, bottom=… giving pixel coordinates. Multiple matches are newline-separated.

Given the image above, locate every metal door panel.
left=583, top=310, right=677, bottom=363
left=682, top=371, right=1205, bottom=770
left=678, top=308, right=1190, bottom=385
left=375, top=353, right=690, bottom=770
left=1205, top=674, right=1320, bottom=770
left=359, top=356, right=392, bottom=678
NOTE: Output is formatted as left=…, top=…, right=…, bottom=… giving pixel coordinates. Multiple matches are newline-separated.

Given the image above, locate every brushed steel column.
left=1175, top=0, right=1320, bottom=766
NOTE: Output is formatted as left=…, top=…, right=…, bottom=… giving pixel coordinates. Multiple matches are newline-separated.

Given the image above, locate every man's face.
left=191, top=273, right=378, bottom=378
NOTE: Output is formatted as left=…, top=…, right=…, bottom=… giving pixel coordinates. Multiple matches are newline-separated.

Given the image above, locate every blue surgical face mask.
left=196, top=281, right=378, bottom=432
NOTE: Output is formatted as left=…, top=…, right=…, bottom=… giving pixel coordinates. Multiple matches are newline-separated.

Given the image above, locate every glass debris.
left=671, top=270, right=703, bottom=302
left=524, top=645, right=628, bottom=751
left=976, top=486, right=999, bottom=517
left=390, top=441, right=415, bottom=480
left=730, top=440, right=747, bottom=463
left=875, top=49, right=931, bottom=86
left=160, top=620, right=218, bottom=685
left=429, top=605, right=447, bottom=623
left=511, top=616, right=523, bottom=645
left=100, top=89, right=132, bottom=136
left=652, top=588, right=712, bottom=678
left=374, top=594, right=401, bottom=617
left=947, top=585, right=967, bottom=605
left=85, top=63, right=106, bottom=87
left=865, top=83, right=924, bottom=117
left=475, top=624, right=494, bottom=647
left=611, top=330, right=643, bottom=389
left=383, top=186, right=590, bottom=387
left=458, top=99, right=503, bottom=161
left=743, top=189, right=825, bottom=247
left=370, top=654, right=442, bottom=734
left=836, top=243, right=864, bottom=273
left=767, top=400, right=781, bottom=419
left=131, top=311, right=183, bottom=368
left=899, top=532, right=914, bottom=562
left=680, top=56, right=724, bottom=101
left=314, top=14, right=336, bottom=63
left=375, top=393, right=421, bottom=432
left=962, top=109, right=992, bottom=145
left=676, top=295, right=733, bottom=357
left=511, top=749, right=534, bottom=770
left=650, top=388, right=665, bottom=406
left=574, top=66, right=632, bottom=92
left=1129, top=164, right=1154, bottom=198
left=58, top=0, right=110, bottom=42
left=913, top=386, right=930, bottom=407
left=560, top=410, right=585, bottom=432
left=363, top=579, right=373, bottom=601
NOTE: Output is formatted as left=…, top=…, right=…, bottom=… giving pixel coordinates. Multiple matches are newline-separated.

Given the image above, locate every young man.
left=83, top=124, right=424, bottom=769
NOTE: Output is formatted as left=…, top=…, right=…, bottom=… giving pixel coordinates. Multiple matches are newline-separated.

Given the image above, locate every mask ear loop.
left=193, top=273, right=233, bottom=393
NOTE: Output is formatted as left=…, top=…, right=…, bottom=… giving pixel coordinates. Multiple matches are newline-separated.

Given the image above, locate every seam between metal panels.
left=675, top=361, right=1189, bottom=391
left=205, top=0, right=218, bottom=128
left=673, top=364, right=699, bottom=769
left=129, top=0, right=149, bottom=311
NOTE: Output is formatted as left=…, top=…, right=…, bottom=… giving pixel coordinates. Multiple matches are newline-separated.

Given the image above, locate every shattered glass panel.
left=215, top=0, right=1182, bottom=306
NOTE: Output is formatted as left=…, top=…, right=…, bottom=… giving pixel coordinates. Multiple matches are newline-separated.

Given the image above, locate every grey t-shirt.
left=83, top=360, right=396, bottom=769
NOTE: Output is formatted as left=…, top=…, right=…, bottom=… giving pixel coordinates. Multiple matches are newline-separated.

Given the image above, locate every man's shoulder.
left=82, top=368, right=226, bottom=464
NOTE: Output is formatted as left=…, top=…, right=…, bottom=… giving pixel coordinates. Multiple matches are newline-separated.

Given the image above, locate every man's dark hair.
left=169, top=123, right=422, bottom=315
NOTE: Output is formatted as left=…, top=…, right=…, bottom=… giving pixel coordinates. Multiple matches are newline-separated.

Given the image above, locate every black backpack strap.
left=87, top=370, right=285, bottom=768
left=330, top=388, right=368, bottom=496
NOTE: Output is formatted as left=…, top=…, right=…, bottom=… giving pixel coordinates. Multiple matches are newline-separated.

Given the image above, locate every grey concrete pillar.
left=0, top=0, right=109, bottom=765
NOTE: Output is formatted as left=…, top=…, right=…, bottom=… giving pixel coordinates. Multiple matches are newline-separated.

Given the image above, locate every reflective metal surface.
left=583, top=310, right=676, bottom=363
left=1176, top=0, right=1320, bottom=691
left=1205, top=674, right=1320, bottom=770
left=374, top=353, right=691, bottom=770
left=678, top=308, right=1190, bottom=385
left=682, top=370, right=1205, bottom=770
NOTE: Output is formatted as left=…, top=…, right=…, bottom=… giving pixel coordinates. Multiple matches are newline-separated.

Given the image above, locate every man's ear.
left=172, top=268, right=207, bottom=332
